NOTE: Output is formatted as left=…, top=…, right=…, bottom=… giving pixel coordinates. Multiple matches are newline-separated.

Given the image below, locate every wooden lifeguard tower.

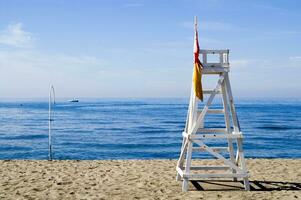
left=176, top=24, right=250, bottom=191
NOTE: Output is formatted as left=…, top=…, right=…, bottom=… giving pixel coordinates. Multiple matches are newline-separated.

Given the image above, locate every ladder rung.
left=182, top=131, right=242, bottom=139
left=207, top=109, right=224, bottom=114
left=203, top=89, right=221, bottom=94
left=183, top=173, right=249, bottom=179
left=192, top=147, right=229, bottom=152
left=184, top=166, right=230, bottom=170
left=198, top=109, right=224, bottom=114
left=189, top=133, right=243, bottom=139
left=197, top=128, right=227, bottom=133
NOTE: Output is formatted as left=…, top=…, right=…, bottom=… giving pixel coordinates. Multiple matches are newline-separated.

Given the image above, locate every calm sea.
left=0, top=98, right=300, bottom=160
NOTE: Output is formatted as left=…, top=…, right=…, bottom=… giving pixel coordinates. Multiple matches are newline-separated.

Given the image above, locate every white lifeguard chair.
left=176, top=49, right=250, bottom=192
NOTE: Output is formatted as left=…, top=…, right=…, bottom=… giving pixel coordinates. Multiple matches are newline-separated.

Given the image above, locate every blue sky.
left=0, top=0, right=300, bottom=98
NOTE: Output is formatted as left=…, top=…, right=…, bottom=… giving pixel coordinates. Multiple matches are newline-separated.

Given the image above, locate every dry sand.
left=0, top=159, right=300, bottom=199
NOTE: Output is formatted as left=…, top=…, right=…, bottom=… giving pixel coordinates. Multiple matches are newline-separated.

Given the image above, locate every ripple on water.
left=0, top=99, right=300, bottom=159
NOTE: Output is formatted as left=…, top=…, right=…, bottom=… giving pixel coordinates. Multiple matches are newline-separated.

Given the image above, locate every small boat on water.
left=68, top=98, right=79, bottom=103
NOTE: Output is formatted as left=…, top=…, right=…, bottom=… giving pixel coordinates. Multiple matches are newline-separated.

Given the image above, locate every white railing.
left=200, top=49, right=229, bottom=67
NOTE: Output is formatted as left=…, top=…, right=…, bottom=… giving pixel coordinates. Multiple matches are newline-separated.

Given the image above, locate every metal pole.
left=48, top=85, right=55, bottom=160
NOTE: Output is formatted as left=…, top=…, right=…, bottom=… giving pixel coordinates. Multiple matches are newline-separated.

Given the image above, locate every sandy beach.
left=0, top=159, right=300, bottom=199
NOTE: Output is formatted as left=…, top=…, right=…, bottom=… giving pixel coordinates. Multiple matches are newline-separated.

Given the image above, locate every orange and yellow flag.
left=193, top=27, right=203, bottom=101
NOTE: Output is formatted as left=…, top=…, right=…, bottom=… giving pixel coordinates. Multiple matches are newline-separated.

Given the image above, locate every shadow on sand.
left=190, top=180, right=301, bottom=191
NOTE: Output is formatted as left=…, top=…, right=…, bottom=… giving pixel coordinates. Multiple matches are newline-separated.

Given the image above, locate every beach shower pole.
left=48, top=85, right=56, bottom=160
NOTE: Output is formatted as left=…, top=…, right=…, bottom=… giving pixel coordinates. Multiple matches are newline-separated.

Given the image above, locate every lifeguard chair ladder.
left=176, top=49, right=250, bottom=192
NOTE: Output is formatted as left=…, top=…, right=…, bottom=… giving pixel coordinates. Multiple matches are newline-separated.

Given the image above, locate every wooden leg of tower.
left=224, top=72, right=250, bottom=188
left=237, top=138, right=250, bottom=190
left=221, top=79, right=237, bottom=181
left=176, top=137, right=187, bottom=181
left=235, top=148, right=240, bottom=164
left=182, top=141, right=193, bottom=192
left=224, top=73, right=240, bottom=132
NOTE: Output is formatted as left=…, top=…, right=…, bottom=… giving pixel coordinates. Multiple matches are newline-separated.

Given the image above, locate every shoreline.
left=1, top=159, right=300, bottom=199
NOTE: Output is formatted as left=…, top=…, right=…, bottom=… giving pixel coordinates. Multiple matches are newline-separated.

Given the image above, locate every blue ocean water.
left=0, top=98, right=300, bottom=160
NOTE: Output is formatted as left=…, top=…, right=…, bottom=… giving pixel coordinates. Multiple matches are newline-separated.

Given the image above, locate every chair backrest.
left=200, top=49, right=229, bottom=67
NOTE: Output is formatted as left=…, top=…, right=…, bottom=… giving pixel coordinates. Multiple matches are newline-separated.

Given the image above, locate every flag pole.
left=194, top=16, right=198, bottom=53
left=194, top=16, right=198, bottom=31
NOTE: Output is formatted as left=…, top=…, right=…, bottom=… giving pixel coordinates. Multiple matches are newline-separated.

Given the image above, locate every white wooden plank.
left=207, top=109, right=224, bottom=114
left=184, top=132, right=242, bottom=139
left=193, top=140, right=243, bottom=173
left=197, top=128, right=227, bottom=133
left=191, top=134, right=242, bottom=139
left=219, top=53, right=223, bottom=63
left=202, top=66, right=229, bottom=74
left=182, top=141, right=193, bottom=191
left=197, top=109, right=224, bottom=114
left=224, top=73, right=249, bottom=189
left=224, top=73, right=240, bottom=132
left=199, top=49, right=229, bottom=54
left=184, top=166, right=230, bottom=171
left=221, top=80, right=237, bottom=180
left=203, top=89, right=221, bottom=94
left=237, top=137, right=250, bottom=190
left=184, top=173, right=248, bottom=179
left=192, top=147, right=229, bottom=152
left=176, top=141, right=188, bottom=170
left=176, top=167, right=184, bottom=178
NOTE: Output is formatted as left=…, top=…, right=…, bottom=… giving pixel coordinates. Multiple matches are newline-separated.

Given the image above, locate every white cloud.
left=288, top=56, right=301, bottom=68
left=0, top=22, right=34, bottom=48
left=231, top=59, right=261, bottom=68
left=0, top=50, right=105, bottom=71
left=289, top=56, right=301, bottom=61
left=231, top=59, right=251, bottom=67
left=0, top=21, right=107, bottom=98
left=0, top=49, right=108, bottom=98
